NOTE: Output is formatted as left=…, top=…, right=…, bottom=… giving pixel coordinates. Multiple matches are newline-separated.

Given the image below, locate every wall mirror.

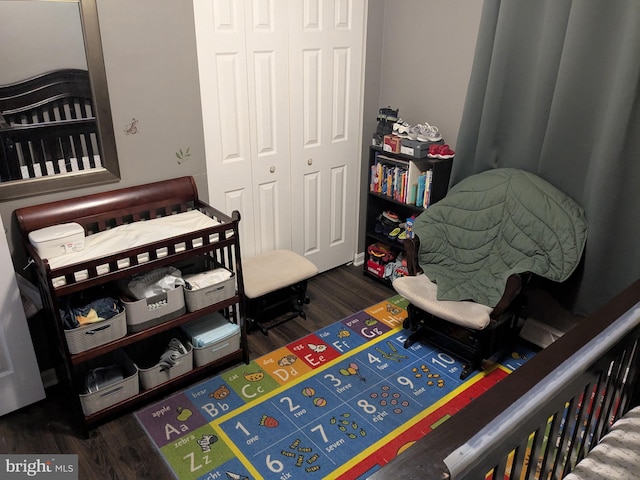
left=0, top=0, right=119, bottom=201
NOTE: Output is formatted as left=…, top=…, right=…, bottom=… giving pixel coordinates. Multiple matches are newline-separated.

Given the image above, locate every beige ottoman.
left=243, top=250, right=318, bottom=335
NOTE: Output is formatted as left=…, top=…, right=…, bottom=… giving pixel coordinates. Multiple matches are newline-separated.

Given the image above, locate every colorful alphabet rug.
left=136, top=295, right=535, bottom=480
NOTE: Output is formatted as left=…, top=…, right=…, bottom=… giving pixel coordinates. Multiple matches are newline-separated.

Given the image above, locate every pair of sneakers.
left=392, top=120, right=442, bottom=143
left=375, top=210, right=401, bottom=235
left=427, top=144, right=455, bottom=159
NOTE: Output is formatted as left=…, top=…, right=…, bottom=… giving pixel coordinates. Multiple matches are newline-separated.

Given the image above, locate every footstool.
left=242, top=250, right=318, bottom=335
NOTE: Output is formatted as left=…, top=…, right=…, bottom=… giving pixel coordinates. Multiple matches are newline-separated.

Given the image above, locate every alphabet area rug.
left=135, top=295, right=535, bottom=480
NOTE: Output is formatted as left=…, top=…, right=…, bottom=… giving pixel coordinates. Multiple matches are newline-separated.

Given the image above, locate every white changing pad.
left=48, top=210, right=226, bottom=287
left=392, top=273, right=493, bottom=330
left=563, top=406, right=640, bottom=480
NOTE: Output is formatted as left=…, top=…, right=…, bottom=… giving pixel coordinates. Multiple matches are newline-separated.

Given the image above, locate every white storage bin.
left=64, top=310, right=127, bottom=354
left=137, top=348, right=193, bottom=390
left=28, top=222, right=85, bottom=259
left=78, top=350, right=138, bottom=416
left=176, top=256, right=235, bottom=312
left=181, top=312, right=241, bottom=367
left=127, top=332, right=193, bottom=390
left=121, top=286, right=185, bottom=333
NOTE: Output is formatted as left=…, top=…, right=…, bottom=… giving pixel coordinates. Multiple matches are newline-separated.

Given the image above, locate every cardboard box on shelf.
left=383, top=135, right=401, bottom=153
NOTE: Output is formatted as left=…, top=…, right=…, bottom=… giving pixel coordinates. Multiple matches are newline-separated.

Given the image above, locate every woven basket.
left=64, top=310, right=126, bottom=354
left=78, top=350, right=138, bottom=416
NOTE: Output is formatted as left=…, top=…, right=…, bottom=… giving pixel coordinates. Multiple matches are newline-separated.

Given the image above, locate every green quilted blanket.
left=414, top=168, right=588, bottom=308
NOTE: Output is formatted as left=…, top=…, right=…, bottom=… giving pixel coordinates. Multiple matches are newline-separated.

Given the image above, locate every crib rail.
left=477, top=329, right=640, bottom=480
left=368, top=279, right=640, bottom=480
left=0, top=69, right=99, bottom=181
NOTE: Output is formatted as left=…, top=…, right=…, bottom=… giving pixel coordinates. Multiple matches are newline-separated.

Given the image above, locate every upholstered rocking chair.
left=393, top=168, right=588, bottom=379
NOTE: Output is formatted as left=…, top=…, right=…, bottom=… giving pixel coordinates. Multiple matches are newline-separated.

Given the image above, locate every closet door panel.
left=257, top=181, right=279, bottom=251
left=302, top=171, right=321, bottom=254
left=330, top=165, right=347, bottom=246
left=331, top=47, right=349, bottom=141
left=195, top=0, right=257, bottom=256
left=246, top=0, right=292, bottom=253
left=289, top=0, right=365, bottom=272
left=217, top=55, right=250, bottom=162
left=302, top=49, right=322, bottom=146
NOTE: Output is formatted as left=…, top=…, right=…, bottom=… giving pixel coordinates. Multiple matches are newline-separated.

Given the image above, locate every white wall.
left=378, top=0, right=483, bottom=149
left=0, top=1, right=86, bottom=84
left=357, top=0, right=482, bottom=252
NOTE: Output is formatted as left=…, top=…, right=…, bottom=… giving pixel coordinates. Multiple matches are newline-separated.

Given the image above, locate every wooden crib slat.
left=551, top=397, right=580, bottom=478
left=508, top=436, right=531, bottom=480
left=618, top=339, right=640, bottom=417
left=524, top=427, right=545, bottom=480
left=568, top=383, right=597, bottom=470
left=540, top=407, right=574, bottom=480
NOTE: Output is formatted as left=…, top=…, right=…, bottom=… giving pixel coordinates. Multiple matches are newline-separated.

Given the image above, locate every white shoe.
left=407, top=124, right=422, bottom=140
left=416, top=123, right=442, bottom=142
left=393, top=119, right=411, bottom=137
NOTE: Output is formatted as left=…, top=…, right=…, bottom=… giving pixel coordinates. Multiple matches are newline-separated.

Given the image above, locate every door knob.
left=307, top=158, right=313, bottom=165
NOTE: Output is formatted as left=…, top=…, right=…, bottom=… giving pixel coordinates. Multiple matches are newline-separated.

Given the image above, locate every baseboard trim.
left=353, top=252, right=365, bottom=266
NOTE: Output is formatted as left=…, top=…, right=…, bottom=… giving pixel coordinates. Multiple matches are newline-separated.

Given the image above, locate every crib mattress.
left=46, top=210, right=227, bottom=287
left=563, top=405, right=640, bottom=480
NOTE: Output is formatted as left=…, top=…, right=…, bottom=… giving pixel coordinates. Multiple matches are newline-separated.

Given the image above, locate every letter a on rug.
left=135, top=295, right=536, bottom=479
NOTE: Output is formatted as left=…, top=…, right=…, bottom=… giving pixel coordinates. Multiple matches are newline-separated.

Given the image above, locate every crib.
left=0, top=69, right=99, bottom=181
left=369, top=279, right=640, bottom=479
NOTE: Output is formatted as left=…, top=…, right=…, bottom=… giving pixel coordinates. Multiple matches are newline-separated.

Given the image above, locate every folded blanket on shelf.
left=183, top=268, right=233, bottom=291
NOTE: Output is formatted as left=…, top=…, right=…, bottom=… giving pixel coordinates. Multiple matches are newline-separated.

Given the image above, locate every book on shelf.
left=370, top=152, right=432, bottom=206
left=423, top=169, right=433, bottom=208
left=415, top=170, right=433, bottom=208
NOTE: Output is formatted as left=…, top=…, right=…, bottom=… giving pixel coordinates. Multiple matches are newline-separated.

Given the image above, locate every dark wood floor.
left=0, top=264, right=393, bottom=480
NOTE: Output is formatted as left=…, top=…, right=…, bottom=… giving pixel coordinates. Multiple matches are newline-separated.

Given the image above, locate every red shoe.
left=437, top=145, right=455, bottom=159
left=427, top=144, right=441, bottom=159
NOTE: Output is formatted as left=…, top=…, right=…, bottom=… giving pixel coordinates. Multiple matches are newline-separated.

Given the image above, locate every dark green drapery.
left=453, top=0, right=640, bottom=315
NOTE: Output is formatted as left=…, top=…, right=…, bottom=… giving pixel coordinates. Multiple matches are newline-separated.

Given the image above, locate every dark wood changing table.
left=15, top=176, right=249, bottom=432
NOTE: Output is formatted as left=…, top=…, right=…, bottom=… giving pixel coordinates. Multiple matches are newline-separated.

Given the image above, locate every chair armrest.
left=403, top=235, right=423, bottom=276
left=490, top=274, right=523, bottom=319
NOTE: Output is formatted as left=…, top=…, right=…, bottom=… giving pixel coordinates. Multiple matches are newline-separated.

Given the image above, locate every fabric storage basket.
left=181, top=312, right=241, bottom=367
left=64, top=310, right=127, bottom=354
left=78, top=349, right=138, bottom=416
left=121, top=286, right=186, bottom=333
left=126, top=330, right=193, bottom=390
left=175, top=256, right=235, bottom=312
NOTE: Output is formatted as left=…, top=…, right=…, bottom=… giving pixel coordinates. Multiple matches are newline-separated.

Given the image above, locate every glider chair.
left=393, top=168, right=588, bottom=379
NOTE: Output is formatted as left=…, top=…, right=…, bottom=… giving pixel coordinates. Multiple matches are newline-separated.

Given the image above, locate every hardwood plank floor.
left=0, top=264, right=393, bottom=480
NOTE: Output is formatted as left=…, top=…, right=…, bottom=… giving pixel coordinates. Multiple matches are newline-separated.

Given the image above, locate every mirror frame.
left=0, top=0, right=120, bottom=201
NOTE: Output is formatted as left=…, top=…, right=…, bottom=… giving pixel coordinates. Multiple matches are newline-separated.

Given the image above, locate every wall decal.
left=176, top=147, right=191, bottom=164
left=124, top=118, right=139, bottom=135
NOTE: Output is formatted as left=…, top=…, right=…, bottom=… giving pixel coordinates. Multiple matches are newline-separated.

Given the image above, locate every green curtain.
left=453, top=0, right=640, bottom=315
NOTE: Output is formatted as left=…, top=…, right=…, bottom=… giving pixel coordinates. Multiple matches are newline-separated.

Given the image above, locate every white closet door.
left=244, top=0, right=292, bottom=253
left=288, top=0, right=366, bottom=272
left=195, top=0, right=366, bottom=268
left=195, top=0, right=291, bottom=257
